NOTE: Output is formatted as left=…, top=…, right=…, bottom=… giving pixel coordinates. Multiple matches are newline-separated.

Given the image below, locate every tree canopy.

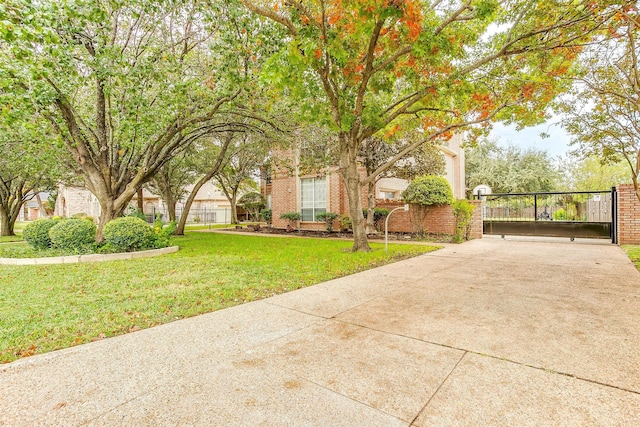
left=559, top=3, right=640, bottom=202
left=466, top=138, right=559, bottom=193
left=241, top=0, right=619, bottom=251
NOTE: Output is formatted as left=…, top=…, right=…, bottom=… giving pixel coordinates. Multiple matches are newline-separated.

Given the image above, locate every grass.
left=0, top=235, right=23, bottom=243
left=623, top=245, right=640, bottom=271
left=0, top=231, right=439, bottom=363
left=184, top=223, right=235, bottom=230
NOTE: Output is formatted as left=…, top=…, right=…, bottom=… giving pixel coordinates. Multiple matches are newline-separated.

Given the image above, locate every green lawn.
left=0, top=235, right=23, bottom=243
left=0, top=232, right=439, bottom=363
left=623, top=245, right=640, bottom=271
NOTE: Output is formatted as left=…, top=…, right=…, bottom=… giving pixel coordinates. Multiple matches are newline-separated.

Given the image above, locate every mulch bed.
left=233, top=224, right=453, bottom=243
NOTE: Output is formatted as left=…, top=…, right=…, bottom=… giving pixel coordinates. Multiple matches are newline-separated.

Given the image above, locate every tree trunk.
left=230, top=191, right=239, bottom=224
left=137, top=188, right=144, bottom=213
left=340, top=134, right=370, bottom=252
left=229, top=195, right=240, bottom=224
left=166, top=196, right=177, bottom=222
left=175, top=175, right=212, bottom=235
left=0, top=207, right=13, bottom=236
left=366, top=180, right=376, bottom=233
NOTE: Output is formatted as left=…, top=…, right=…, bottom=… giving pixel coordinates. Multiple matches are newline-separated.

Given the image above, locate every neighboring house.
left=264, top=134, right=466, bottom=230
left=53, top=180, right=233, bottom=223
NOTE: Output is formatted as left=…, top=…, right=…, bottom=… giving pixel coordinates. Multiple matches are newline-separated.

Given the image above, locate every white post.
left=385, top=204, right=409, bottom=252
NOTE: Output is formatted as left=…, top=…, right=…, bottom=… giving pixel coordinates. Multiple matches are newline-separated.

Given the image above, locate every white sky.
left=489, top=120, right=572, bottom=158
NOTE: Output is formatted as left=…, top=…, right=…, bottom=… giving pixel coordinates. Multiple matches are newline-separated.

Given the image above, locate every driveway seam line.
left=409, top=351, right=468, bottom=426
left=282, top=368, right=411, bottom=425
left=333, top=318, right=640, bottom=396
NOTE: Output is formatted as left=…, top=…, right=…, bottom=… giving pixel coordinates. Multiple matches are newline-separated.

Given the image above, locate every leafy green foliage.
left=48, top=219, right=97, bottom=252
left=238, top=191, right=266, bottom=221
left=241, top=0, right=607, bottom=251
left=280, top=212, right=302, bottom=223
left=316, top=212, right=340, bottom=232
left=452, top=200, right=475, bottom=243
left=466, top=138, right=558, bottom=193
left=362, top=208, right=390, bottom=231
left=339, top=215, right=352, bottom=232
left=22, top=218, right=61, bottom=250
left=102, top=217, right=157, bottom=253
left=553, top=208, right=567, bottom=221
left=402, top=176, right=454, bottom=206
left=152, top=220, right=177, bottom=250
left=558, top=5, right=640, bottom=202
left=260, top=209, right=272, bottom=223
left=559, top=156, right=630, bottom=191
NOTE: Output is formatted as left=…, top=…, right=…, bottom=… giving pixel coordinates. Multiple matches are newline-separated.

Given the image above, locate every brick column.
left=617, top=184, right=640, bottom=245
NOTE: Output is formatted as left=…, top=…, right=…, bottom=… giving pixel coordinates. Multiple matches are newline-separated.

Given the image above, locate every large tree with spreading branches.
left=240, top=0, right=618, bottom=251
left=1, top=0, right=250, bottom=239
left=560, top=4, right=640, bottom=202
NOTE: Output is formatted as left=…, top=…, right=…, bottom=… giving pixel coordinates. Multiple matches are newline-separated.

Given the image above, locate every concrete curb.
left=0, top=246, right=179, bottom=266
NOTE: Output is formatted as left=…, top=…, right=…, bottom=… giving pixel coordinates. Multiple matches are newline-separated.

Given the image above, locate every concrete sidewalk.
left=2, top=238, right=639, bottom=426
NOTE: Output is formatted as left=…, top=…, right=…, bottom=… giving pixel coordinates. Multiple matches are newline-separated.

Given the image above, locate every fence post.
left=611, top=186, right=618, bottom=244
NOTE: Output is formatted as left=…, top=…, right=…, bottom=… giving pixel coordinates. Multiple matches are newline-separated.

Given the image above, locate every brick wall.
left=271, top=168, right=298, bottom=229
left=617, top=184, right=640, bottom=245
left=375, top=199, right=483, bottom=238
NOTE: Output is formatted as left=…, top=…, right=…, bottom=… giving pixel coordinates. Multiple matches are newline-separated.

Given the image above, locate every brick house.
left=264, top=134, right=468, bottom=232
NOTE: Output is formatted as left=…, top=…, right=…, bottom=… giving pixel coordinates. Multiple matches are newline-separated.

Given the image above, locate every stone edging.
left=0, top=246, right=179, bottom=266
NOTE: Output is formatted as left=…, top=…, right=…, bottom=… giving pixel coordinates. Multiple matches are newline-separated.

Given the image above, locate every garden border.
left=0, top=246, right=179, bottom=266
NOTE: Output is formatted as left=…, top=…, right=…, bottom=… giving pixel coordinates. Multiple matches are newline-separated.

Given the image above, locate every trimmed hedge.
left=102, top=217, right=157, bottom=252
left=402, top=175, right=454, bottom=206
left=23, top=218, right=61, bottom=250
left=49, top=218, right=96, bottom=251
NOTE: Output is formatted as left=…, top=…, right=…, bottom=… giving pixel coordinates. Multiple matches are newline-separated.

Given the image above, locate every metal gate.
left=479, top=188, right=617, bottom=242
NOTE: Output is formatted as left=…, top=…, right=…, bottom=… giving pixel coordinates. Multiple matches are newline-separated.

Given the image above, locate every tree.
left=238, top=191, right=266, bottom=221
left=360, top=134, right=445, bottom=232
left=559, top=5, right=640, bottom=202
left=146, top=151, right=198, bottom=222
left=466, top=138, right=559, bottom=193
left=2, top=0, right=246, bottom=239
left=241, top=0, right=614, bottom=251
left=559, top=155, right=630, bottom=191
left=214, top=134, right=268, bottom=224
left=0, top=81, right=60, bottom=236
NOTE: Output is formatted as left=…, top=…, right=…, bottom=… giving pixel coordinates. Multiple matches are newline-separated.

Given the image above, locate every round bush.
left=402, top=175, right=454, bottom=206
left=23, top=218, right=61, bottom=250
left=102, top=217, right=157, bottom=252
left=49, top=218, right=96, bottom=251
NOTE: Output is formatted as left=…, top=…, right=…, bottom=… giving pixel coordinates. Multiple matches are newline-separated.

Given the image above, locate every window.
left=380, top=191, right=397, bottom=200
left=300, top=177, right=326, bottom=221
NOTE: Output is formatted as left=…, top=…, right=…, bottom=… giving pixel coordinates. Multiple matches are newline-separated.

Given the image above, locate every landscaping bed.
left=234, top=224, right=454, bottom=243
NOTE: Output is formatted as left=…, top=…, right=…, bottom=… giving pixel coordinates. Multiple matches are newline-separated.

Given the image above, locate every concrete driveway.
left=2, top=236, right=639, bottom=426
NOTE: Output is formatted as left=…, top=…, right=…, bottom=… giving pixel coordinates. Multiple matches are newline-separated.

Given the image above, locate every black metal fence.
left=147, top=207, right=234, bottom=225
left=478, top=189, right=617, bottom=241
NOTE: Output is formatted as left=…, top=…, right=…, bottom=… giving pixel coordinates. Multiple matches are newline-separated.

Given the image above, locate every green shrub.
left=280, top=212, right=301, bottom=224
left=363, top=208, right=390, bottom=231
left=103, top=217, right=157, bottom=252
left=339, top=215, right=352, bottom=232
left=127, top=208, right=147, bottom=221
left=48, top=218, right=97, bottom=251
left=71, top=212, right=94, bottom=222
left=260, top=209, right=272, bottom=223
left=452, top=199, right=475, bottom=243
left=553, top=208, right=567, bottom=221
left=402, top=175, right=454, bottom=206
left=152, top=220, right=176, bottom=249
left=23, top=218, right=61, bottom=250
left=316, top=212, right=339, bottom=232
